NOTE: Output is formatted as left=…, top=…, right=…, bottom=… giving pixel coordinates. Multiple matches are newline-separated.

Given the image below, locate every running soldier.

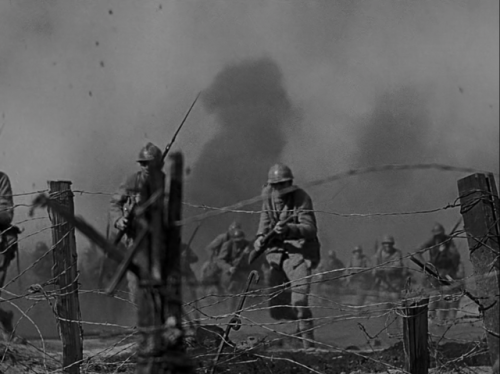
left=372, top=235, right=404, bottom=308
left=0, top=172, right=22, bottom=341
left=417, top=223, right=461, bottom=321
left=199, top=221, right=241, bottom=293
left=251, top=163, right=321, bottom=349
left=109, top=142, right=165, bottom=304
left=345, top=246, right=372, bottom=308
left=316, top=250, right=345, bottom=295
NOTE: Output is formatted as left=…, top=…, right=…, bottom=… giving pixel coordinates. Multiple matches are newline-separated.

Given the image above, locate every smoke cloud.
left=187, top=58, right=294, bottom=246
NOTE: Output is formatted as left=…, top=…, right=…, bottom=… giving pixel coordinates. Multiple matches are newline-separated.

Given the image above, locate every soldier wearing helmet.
left=416, top=222, right=461, bottom=321
left=316, top=250, right=345, bottom=296
left=252, top=163, right=320, bottom=349
left=344, top=246, right=373, bottom=308
left=215, top=228, right=254, bottom=306
left=108, top=142, right=165, bottom=303
left=199, top=221, right=242, bottom=293
left=373, top=235, right=404, bottom=307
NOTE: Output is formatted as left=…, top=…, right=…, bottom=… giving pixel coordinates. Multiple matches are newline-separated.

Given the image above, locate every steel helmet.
left=228, top=221, right=241, bottom=232
left=328, top=250, right=337, bottom=258
left=230, top=228, right=245, bottom=242
left=432, top=223, right=445, bottom=235
left=381, top=235, right=395, bottom=244
left=137, top=142, right=162, bottom=164
left=353, top=245, right=363, bottom=253
left=267, top=163, right=294, bottom=184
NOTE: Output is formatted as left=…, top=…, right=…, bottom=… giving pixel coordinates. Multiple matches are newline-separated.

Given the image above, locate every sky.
left=1, top=0, right=498, bottom=295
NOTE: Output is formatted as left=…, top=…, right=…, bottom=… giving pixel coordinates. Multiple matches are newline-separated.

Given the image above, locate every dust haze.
left=0, top=0, right=498, bottom=335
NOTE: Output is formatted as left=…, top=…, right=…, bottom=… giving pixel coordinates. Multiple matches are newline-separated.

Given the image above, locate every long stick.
left=161, top=92, right=200, bottom=162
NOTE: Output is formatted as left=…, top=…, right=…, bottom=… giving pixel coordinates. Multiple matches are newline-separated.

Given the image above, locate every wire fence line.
left=0, top=164, right=497, bottom=373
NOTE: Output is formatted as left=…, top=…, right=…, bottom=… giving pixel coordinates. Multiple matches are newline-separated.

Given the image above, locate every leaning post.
left=457, top=173, right=500, bottom=367
left=48, top=180, right=83, bottom=374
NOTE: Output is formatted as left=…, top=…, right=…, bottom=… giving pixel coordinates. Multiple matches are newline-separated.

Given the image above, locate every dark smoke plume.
left=356, top=86, right=434, bottom=186
left=187, top=58, right=294, bottom=251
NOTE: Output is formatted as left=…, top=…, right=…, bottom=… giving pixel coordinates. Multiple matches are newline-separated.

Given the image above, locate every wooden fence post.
left=164, top=152, right=192, bottom=373
left=48, top=180, right=83, bottom=374
left=457, top=173, right=500, bottom=367
left=403, top=298, right=429, bottom=374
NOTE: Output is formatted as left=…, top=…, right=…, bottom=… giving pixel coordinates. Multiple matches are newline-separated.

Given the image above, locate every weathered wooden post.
left=48, top=181, right=83, bottom=374
left=164, top=152, right=192, bottom=373
left=458, top=173, right=500, bottom=368
left=402, top=297, right=429, bottom=374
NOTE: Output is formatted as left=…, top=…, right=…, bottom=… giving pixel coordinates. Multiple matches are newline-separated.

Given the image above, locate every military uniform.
left=216, top=236, right=251, bottom=294
left=419, top=223, right=461, bottom=321
left=345, top=247, right=372, bottom=308
left=253, top=164, right=320, bottom=349
left=373, top=236, right=404, bottom=306
left=199, top=222, right=241, bottom=291
left=108, top=143, right=166, bottom=304
left=0, top=172, right=18, bottom=339
left=318, top=252, right=345, bottom=286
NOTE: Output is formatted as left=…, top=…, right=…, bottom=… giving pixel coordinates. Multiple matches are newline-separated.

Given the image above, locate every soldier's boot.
left=299, top=319, right=315, bottom=349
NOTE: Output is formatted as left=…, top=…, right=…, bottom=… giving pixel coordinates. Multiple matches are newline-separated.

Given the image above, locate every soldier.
left=199, top=221, right=241, bottom=293
left=0, top=172, right=21, bottom=341
left=109, top=142, right=165, bottom=304
left=372, top=235, right=404, bottom=308
left=316, top=250, right=345, bottom=295
left=417, top=223, right=461, bottom=321
left=345, top=246, right=372, bottom=308
left=216, top=228, right=254, bottom=310
left=251, top=164, right=320, bottom=349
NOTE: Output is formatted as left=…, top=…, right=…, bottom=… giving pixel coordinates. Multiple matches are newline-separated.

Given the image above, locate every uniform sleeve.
left=205, top=234, right=225, bottom=254
left=0, top=173, right=14, bottom=228
left=109, top=174, right=136, bottom=230
left=285, top=188, right=317, bottom=240
left=215, top=241, right=233, bottom=272
left=256, top=186, right=273, bottom=237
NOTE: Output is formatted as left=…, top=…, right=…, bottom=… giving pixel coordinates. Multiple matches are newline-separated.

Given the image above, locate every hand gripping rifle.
left=248, top=214, right=297, bottom=265
left=106, top=92, right=201, bottom=295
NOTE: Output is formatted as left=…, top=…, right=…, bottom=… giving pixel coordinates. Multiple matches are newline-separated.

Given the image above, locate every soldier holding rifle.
left=250, top=163, right=321, bottom=349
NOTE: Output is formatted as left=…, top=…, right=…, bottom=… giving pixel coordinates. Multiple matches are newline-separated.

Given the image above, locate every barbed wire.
left=0, top=164, right=497, bottom=373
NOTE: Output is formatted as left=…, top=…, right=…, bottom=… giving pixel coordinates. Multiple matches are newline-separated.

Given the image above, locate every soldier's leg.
left=126, top=271, right=139, bottom=305
left=284, top=257, right=315, bottom=349
left=0, top=258, right=14, bottom=339
left=267, top=266, right=297, bottom=321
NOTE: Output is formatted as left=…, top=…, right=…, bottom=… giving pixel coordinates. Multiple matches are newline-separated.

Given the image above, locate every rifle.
left=112, top=92, right=201, bottom=247
left=248, top=214, right=297, bottom=265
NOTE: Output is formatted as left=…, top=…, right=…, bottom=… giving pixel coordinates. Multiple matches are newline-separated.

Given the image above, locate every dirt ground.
left=0, top=333, right=493, bottom=374
left=0, top=292, right=494, bottom=373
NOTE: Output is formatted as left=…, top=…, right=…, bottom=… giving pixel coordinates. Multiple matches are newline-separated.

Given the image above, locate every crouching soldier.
left=251, top=164, right=320, bottom=349
left=199, top=221, right=241, bottom=294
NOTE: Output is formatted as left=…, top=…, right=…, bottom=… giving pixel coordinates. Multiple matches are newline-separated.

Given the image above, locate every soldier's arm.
left=285, top=189, right=317, bottom=240
left=205, top=234, right=225, bottom=255
left=256, top=187, right=273, bottom=237
left=109, top=174, right=136, bottom=229
left=215, top=241, right=232, bottom=273
left=0, top=172, right=14, bottom=228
